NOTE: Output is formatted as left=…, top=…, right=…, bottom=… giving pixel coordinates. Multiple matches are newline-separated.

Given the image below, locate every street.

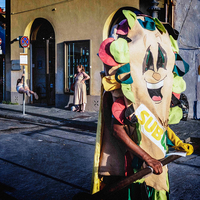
left=0, top=118, right=96, bottom=200
left=0, top=117, right=200, bottom=200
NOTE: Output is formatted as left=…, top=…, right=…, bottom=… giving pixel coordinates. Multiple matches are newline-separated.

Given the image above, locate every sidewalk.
left=0, top=103, right=99, bottom=131
left=0, top=103, right=199, bottom=142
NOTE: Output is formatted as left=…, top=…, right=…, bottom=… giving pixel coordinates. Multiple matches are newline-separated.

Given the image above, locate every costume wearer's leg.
left=101, top=176, right=128, bottom=200
left=128, top=181, right=169, bottom=200
left=128, top=182, right=149, bottom=200
left=139, top=175, right=170, bottom=200
left=146, top=185, right=169, bottom=200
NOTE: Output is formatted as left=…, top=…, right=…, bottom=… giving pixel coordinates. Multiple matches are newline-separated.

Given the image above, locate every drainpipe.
left=30, top=43, right=33, bottom=103
left=5, top=0, right=11, bottom=101
left=165, top=0, right=168, bottom=22
left=171, top=0, right=176, bottom=28
left=148, top=0, right=161, bottom=19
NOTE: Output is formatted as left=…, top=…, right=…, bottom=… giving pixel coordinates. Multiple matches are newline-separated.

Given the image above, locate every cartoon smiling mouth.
left=146, top=80, right=164, bottom=102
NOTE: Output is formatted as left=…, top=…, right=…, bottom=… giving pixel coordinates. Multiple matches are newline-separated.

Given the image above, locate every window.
left=64, top=40, right=90, bottom=94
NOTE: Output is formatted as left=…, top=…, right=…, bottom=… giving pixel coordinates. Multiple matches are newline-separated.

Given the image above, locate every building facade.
left=0, top=7, right=5, bottom=103
left=174, top=0, right=200, bottom=118
left=7, top=0, right=187, bottom=113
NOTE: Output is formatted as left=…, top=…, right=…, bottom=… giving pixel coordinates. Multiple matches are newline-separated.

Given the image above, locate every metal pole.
left=3, top=58, right=5, bottom=101
left=30, top=44, right=33, bottom=103
left=172, top=4, right=174, bottom=28
left=23, top=48, right=25, bottom=115
left=148, top=0, right=161, bottom=19
left=165, top=1, right=168, bottom=22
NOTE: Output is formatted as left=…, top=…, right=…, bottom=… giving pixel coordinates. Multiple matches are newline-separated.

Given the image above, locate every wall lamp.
left=10, top=37, right=19, bottom=44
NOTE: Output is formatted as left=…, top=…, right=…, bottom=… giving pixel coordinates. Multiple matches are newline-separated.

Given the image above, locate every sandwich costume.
left=91, top=10, right=194, bottom=200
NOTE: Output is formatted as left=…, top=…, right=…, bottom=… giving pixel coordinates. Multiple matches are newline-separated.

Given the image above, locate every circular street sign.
left=0, top=38, right=2, bottom=45
left=20, top=36, right=29, bottom=48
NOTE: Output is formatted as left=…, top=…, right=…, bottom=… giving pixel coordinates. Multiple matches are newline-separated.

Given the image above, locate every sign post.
left=0, top=38, right=3, bottom=100
left=20, top=36, right=29, bottom=48
left=0, top=38, right=2, bottom=55
left=19, top=36, right=29, bottom=115
left=23, top=64, right=25, bottom=115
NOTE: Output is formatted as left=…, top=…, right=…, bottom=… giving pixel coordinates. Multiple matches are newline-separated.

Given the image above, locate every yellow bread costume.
left=91, top=9, right=193, bottom=199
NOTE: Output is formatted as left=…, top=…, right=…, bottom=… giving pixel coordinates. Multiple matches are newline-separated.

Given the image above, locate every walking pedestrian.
left=73, top=65, right=90, bottom=112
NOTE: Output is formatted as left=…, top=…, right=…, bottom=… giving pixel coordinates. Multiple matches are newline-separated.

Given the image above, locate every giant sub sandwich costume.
left=91, top=10, right=194, bottom=199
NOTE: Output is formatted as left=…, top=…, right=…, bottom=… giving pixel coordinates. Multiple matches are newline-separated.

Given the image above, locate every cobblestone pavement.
left=0, top=104, right=200, bottom=199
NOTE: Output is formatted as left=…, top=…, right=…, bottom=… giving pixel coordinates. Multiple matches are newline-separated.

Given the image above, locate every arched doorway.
left=30, top=18, right=55, bottom=105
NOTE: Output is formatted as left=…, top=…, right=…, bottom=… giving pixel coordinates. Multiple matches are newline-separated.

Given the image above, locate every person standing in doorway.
left=73, top=64, right=90, bottom=112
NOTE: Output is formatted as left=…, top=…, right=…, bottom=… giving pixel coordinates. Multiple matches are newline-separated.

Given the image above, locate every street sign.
left=20, top=36, right=29, bottom=48
left=20, top=53, right=28, bottom=65
left=0, top=38, right=2, bottom=45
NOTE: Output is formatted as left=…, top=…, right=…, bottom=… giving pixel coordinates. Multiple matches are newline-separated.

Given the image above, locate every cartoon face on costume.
left=99, top=14, right=175, bottom=126
left=127, top=20, right=175, bottom=125
left=143, top=43, right=167, bottom=104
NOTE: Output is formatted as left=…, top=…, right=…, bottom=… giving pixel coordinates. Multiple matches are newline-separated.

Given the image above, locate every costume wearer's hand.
left=173, top=143, right=194, bottom=155
left=167, top=127, right=194, bottom=155
left=113, top=123, right=163, bottom=175
left=81, top=80, right=85, bottom=84
left=22, top=74, right=25, bottom=76
left=145, top=156, right=163, bottom=175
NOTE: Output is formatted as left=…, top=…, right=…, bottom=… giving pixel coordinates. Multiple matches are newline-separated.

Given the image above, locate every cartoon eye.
left=157, top=44, right=167, bottom=70
left=145, top=50, right=153, bottom=71
left=143, top=48, right=154, bottom=73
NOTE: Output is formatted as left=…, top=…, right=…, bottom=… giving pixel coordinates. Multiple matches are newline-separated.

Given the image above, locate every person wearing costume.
left=91, top=10, right=194, bottom=200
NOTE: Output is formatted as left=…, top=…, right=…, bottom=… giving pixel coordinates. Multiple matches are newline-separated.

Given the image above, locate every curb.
left=0, top=112, right=97, bottom=132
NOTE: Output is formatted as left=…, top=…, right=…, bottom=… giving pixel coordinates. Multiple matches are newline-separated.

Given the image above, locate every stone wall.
left=174, top=0, right=200, bottom=118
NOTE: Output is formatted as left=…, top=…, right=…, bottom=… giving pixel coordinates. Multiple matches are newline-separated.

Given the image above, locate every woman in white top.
left=73, top=65, right=90, bottom=112
left=16, top=74, right=38, bottom=99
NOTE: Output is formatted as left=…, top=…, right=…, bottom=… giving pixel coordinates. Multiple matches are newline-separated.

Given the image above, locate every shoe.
left=34, top=93, right=39, bottom=100
left=26, top=90, right=31, bottom=97
left=74, top=108, right=81, bottom=112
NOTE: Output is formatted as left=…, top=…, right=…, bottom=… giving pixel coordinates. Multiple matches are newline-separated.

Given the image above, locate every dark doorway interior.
left=0, top=56, right=4, bottom=102
left=31, top=18, right=55, bottom=105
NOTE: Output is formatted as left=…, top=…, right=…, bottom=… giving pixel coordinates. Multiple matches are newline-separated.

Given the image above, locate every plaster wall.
left=174, top=0, right=200, bottom=118
left=10, top=0, right=139, bottom=99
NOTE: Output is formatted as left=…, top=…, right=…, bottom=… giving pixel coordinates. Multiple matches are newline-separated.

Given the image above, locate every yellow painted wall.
left=10, top=0, right=139, bottom=96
